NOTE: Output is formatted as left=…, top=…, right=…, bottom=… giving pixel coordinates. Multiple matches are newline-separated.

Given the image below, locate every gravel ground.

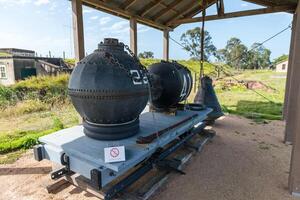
left=0, top=115, right=296, bottom=200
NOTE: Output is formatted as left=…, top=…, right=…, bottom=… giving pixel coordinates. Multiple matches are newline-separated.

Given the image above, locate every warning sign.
left=104, top=146, right=125, bottom=163
left=110, top=148, right=119, bottom=158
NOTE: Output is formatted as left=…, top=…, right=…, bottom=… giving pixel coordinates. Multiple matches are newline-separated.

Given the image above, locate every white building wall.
left=276, top=60, right=289, bottom=72
left=0, top=59, right=15, bottom=86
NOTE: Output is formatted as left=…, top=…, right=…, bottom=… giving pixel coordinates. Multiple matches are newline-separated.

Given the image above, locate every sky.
left=0, top=0, right=293, bottom=60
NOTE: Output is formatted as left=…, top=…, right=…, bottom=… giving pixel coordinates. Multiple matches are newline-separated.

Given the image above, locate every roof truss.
left=80, top=0, right=297, bottom=31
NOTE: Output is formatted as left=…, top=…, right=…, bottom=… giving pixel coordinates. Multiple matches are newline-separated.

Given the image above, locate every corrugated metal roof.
left=82, top=0, right=298, bottom=30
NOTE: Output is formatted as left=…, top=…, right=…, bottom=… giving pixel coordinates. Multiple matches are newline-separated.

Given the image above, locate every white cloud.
left=99, top=17, right=112, bottom=25
left=101, top=21, right=129, bottom=34
left=90, top=16, right=99, bottom=20
left=0, top=0, right=32, bottom=7
left=241, top=3, right=249, bottom=7
left=83, top=9, right=94, bottom=14
left=138, top=25, right=149, bottom=33
left=34, top=0, right=49, bottom=6
left=49, top=2, right=57, bottom=10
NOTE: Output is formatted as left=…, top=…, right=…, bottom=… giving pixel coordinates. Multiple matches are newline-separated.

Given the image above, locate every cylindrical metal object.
left=148, top=61, right=193, bottom=109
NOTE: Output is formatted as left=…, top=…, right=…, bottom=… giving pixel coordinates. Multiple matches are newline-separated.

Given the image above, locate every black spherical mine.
left=68, top=38, right=149, bottom=140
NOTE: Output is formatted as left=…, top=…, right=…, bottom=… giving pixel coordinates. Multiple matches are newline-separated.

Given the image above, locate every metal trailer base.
left=34, top=109, right=212, bottom=199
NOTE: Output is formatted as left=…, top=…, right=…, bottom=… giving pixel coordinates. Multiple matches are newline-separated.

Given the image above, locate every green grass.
left=0, top=118, right=61, bottom=154
left=215, top=70, right=286, bottom=121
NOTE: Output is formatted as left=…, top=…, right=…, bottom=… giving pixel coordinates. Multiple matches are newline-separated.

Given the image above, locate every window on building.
left=282, top=64, right=286, bottom=70
left=0, top=64, right=7, bottom=79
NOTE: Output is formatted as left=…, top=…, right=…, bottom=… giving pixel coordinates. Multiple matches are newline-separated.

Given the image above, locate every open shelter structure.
left=70, top=0, right=300, bottom=196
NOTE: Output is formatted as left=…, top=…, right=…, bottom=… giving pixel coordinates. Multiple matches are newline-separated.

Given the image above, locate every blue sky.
left=0, top=0, right=293, bottom=60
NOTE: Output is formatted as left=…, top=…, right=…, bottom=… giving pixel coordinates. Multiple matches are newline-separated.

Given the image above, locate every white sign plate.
left=104, top=146, right=126, bottom=163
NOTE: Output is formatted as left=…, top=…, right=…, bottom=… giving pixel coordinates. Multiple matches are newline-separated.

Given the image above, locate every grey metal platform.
left=38, top=108, right=211, bottom=187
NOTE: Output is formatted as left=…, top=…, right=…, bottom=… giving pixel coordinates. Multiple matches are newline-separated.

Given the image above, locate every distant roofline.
left=0, top=56, right=61, bottom=59
left=0, top=48, right=35, bottom=53
left=276, top=59, right=289, bottom=65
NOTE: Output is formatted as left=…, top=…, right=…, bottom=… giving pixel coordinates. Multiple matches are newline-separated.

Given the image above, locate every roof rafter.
left=138, top=0, right=164, bottom=17
left=152, top=0, right=183, bottom=21
left=166, top=3, right=201, bottom=25
left=242, top=0, right=275, bottom=7
left=82, top=0, right=170, bottom=30
left=169, top=5, right=296, bottom=25
left=120, top=0, right=137, bottom=10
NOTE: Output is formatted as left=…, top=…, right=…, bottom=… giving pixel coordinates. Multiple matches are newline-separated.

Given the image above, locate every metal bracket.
left=90, top=169, right=102, bottom=190
left=33, top=145, right=43, bottom=161
left=50, top=154, right=72, bottom=180
left=156, top=159, right=186, bottom=175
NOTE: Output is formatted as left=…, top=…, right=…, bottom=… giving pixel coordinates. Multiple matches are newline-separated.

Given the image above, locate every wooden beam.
left=166, top=3, right=202, bottom=26
left=216, top=0, right=224, bottom=16
left=163, top=29, right=169, bottom=61
left=130, top=17, right=137, bottom=55
left=283, top=15, right=296, bottom=125
left=72, top=0, right=85, bottom=62
left=152, top=0, right=183, bottom=21
left=169, top=6, right=296, bottom=24
left=167, top=0, right=222, bottom=27
left=83, top=0, right=170, bottom=30
left=121, top=0, right=137, bottom=10
left=139, top=0, right=164, bottom=17
left=243, top=0, right=275, bottom=7
left=288, top=2, right=300, bottom=196
left=160, top=2, right=184, bottom=18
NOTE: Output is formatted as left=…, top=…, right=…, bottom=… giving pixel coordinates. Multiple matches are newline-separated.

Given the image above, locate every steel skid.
left=34, top=108, right=213, bottom=199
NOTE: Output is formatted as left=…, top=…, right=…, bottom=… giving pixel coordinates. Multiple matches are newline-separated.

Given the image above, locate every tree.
left=273, top=54, right=288, bottom=65
left=180, top=27, right=216, bottom=61
left=138, top=51, right=154, bottom=59
left=219, top=37, right=248, bottom=70
left=247, top=43, right=271, bottom=69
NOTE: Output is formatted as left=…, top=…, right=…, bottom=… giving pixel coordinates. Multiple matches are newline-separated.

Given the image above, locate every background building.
left=276, top=60, right=289, bottom=72
left=0, top=48, right=72, bottom=85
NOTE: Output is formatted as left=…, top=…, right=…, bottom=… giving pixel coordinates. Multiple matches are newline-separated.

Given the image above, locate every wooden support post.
left=72, top=0, right=85, bottom=62
left=288, top=2, right=300, bottom=196
left=163, top=29, right=169, bottom=61
left=283, top=14, right=296, bottom=124
left=130, top=17, right=137, bottom=55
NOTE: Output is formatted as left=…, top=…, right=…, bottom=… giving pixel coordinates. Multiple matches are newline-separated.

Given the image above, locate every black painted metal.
left=194, top=76, right=224, bottom=121
left=51, top=154, right=72, bottom=180
left=149, top=61, right=193, bottom=110
left=68, top=38, right=149, bottom=140
left=90, top=169, right=102, bottom=190
left=33, top=145, right=43, bottom=161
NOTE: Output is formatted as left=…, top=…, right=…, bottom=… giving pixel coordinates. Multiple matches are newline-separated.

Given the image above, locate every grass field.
left=0, top=60, right=287, bottom=163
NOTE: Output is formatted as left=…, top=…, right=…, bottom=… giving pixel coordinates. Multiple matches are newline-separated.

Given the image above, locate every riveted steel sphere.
left=68, top=38, right=149, bottom=140
left=148, top=61, right=193, bottom=109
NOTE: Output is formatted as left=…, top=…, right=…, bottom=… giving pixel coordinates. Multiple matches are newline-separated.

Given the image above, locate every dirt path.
left=0, top=115, right=296, bottom=200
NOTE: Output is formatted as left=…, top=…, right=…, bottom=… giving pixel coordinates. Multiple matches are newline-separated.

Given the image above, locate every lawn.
left=210, top=70, right=285, bottom=121
left=0, top=61, right=286, bottom=163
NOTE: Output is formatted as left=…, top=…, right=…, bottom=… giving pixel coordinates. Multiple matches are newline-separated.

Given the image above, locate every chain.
left=100, top=51, right=133, bottom=79
left=123, top=44, right=148, bottom=75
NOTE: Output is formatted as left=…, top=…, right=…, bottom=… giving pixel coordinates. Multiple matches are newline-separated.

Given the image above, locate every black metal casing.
left=68, top=38, right=149, bottom=140
left=148, top=61, right=193, bottom=109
